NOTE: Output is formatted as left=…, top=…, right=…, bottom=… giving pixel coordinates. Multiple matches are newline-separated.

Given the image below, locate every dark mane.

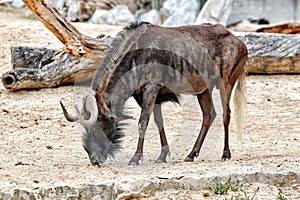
left=107, top=126, right=124, bottom=158
left=123, top=21, right=151, bottom=31
left=91, top=21, right=150, bottom=91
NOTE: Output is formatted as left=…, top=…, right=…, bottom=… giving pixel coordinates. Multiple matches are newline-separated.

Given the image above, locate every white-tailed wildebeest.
left=60, top=22, right=248, bottom=166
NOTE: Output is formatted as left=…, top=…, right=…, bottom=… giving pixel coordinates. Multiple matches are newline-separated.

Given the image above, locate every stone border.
left=1, top=171, right=299, bottom=199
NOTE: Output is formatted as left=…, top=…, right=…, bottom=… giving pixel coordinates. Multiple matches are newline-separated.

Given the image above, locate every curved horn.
left=60, top=101, right=78, bottom=122
left=76, top=95, right=98, bottom=127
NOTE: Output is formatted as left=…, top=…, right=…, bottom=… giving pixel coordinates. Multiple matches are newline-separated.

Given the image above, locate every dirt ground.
left=0, top=5, right=299, bottom=199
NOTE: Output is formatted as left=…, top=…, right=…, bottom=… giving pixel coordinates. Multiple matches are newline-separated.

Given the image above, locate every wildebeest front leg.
left=128, top=83, right=161, bottom=165
left=153, top=104, right=170, bottom=163
left=184, top=89, right=216, bottom=162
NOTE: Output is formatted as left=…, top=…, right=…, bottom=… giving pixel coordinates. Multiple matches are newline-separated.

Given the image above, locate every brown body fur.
left=61, top=22, right=248, bottom=165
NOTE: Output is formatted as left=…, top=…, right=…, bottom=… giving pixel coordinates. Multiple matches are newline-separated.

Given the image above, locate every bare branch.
left=22, top=0, right=110, bottom=59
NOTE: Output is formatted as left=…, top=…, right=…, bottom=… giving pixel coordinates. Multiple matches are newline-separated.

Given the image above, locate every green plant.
left=224, top=187, right=260, bottom=200
left=208, top=177, right=244, bottom=195
left=230, top=179, right=244, bottom=192
left=209, top=181, right=230, bottom=195
left=277, top=188, right=288, bottom=200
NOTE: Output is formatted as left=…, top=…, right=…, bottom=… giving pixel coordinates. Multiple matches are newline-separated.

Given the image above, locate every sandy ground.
left=0, top=5, right=300, bottom=199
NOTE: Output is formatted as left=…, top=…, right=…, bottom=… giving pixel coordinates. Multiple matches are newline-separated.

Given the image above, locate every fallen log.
left=237, top=32, right=300, bottom=74
left=1, top=0, right=117, bottom=91
left=2, top=47, right=101, bottom=91
left=10, top=46, right=59, bottom=69
left=1, top=19, right=122, bottom=91
left=257, top=23, right=300, bottom=34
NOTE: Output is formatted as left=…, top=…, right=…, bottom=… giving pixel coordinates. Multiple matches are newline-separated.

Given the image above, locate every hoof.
left=184, top=151, right=198, bottom=162
left=128, top=153, right=143, bottom=166
left=221, top=149, right=231, bottom=161
left=154, top=146, right=170, bottom=164
left=221, top=156, right=230, bottom=161
left=128, top=161, right=139, bottom=166
left=184, top=156, right=194, bottom=162
left=155, top=159, right=167, bottom=164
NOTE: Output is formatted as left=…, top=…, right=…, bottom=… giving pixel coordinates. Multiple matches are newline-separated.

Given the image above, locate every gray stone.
left=13, top=189, right=36, bottom=200
left=89, top=5, right=135, bottom=26
left=36, top=188, right=53, bottom=200
left=227, top=0, right=300, bottom=25
left=196, top=0, right=300, bottom=26
left=195, top=0, right=234, bottom=25
left=47, top=0, right=65, bottom=11
left=0, top=191, right=12, bottom=200
left=0, top=182, right=14, bottom=200
left=78, top=183, right=115, bottom=200
left=135, top=9, right=161, bottom=25
left=53, top=185, right=79, bottom=199
left=0, top=0, right=12, bottom=4
left=0, top=172, right=299, bottom=199
left=162, top=0, right=199, bottom=26
left=11, top=0, right=24, bottom=8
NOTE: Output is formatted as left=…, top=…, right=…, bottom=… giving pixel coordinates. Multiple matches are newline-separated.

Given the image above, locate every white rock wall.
left=196, top=0, right=300, bottom=26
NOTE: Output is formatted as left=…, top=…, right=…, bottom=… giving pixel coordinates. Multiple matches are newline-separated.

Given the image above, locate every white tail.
left=233, top=74, right=247, bottom=144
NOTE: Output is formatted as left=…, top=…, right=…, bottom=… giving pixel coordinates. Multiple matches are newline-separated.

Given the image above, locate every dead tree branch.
left=22, top=0, right=110, bottom=59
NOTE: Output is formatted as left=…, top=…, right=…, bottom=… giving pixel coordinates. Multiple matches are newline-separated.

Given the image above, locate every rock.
left=162, top=0, right=199, bottom=26
left=56, top=186, right=79, bottom=198
left=2, top=108, right=9, bottom=113
left=196, top=0, right=300, bottom=26
left=195, top=0, right=234, bottom=25
left=11, top=0, right=24, bottom=8
left=89, top=5, right=135, bottom=26
left=227, top=0, right=300, bottom=25
left=0, top=172, right=299, bottom=199
left=0, top=0, right=12, bottom=4
left=48, top=0, right=65, bottom=10
left=65, top=0, right=81, bottom=22
left=0, top=0, right=24, bottom=7
left=78, top=183, right=115, bottom=199
left=13, top=189, right=36, bottom=200
left=19, top=123, right=29, bottom=129
left=135, top=9, right=161, bottom=25
left=0, top=182, right=13, bottom=200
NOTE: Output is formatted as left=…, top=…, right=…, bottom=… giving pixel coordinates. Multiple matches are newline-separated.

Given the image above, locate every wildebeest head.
left=60, top=95, right=122, bottom=166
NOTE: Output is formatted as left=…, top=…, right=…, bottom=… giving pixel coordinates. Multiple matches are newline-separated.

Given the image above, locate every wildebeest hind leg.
left=184, top=88, right=216, bottom=162
left=128, top=83, right=161, bottom=165
left=218, top=79, right=234, bottom=161
left=153, top=104, right=170, bottom=163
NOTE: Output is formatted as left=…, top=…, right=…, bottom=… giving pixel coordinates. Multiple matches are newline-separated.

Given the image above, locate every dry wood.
left=11, top=46, right=58, bottom=69
left=22, top=0, right=110, bottom=59
left=1, top=20, right=122, bottom=91
left=257, top=23, right=300, bottom=34
left=2, top=47, right=100, bottom=91
left=237, top=32, right=300, bottom=74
